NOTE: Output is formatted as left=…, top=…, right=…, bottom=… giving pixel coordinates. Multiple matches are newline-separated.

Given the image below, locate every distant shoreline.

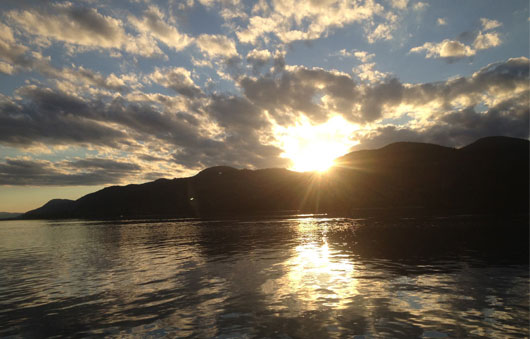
left=5, top=210, right=529, bottom=224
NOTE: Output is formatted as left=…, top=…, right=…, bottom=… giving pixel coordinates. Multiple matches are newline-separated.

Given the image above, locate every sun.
left=287, top=142, right=339, bottom=172
left=275, top=116, right=359, bottom=173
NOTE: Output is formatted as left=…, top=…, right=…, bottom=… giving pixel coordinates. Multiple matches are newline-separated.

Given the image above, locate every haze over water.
left=0, top=217, right=528, bottom=337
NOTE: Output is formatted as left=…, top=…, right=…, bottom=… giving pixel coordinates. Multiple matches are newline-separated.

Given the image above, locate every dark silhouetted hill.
left=23, top=199, right=75, bottom=219
left=21, top=136, right=529, bottom=219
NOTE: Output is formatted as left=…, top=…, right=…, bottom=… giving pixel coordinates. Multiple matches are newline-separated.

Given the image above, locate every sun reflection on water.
left=261, top=219, right=358, bottom=313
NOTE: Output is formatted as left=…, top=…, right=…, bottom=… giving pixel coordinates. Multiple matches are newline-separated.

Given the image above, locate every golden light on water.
left=275, top=116, right=359, bottom=172
left=261, top=219, right=358, bottom=312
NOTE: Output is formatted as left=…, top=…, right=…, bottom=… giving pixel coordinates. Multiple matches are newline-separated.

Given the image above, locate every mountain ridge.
left=21, top=136, right=529, bottom=220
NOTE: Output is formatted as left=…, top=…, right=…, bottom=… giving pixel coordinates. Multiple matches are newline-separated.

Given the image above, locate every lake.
left=0, top=216, right=528, bottom=338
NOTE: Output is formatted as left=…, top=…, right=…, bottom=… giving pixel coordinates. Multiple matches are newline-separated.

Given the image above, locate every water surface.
left=0, top=216, right=528, bottom=337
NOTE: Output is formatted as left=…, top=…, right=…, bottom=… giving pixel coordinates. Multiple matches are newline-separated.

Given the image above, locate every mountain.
left=21, top=136, right=529, bottom=220
left=23, top=199, right=75, bottom=219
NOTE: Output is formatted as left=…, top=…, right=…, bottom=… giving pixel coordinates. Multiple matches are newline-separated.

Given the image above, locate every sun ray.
left=275, top=116, right=359, bottom=172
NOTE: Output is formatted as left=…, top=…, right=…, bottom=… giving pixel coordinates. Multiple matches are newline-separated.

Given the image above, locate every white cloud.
left=366, top=23, right=394, bottom=43
left=437, top=18, right=447, bottom=26
left=0, top=61, right=15, bottom=75
left=246, top=49, right=272, bottom=62
left=353, top=62, right=387, bottom=82
left=410, top=39, right=475, bottom=59
left=354, top=51, right=375, bottom=63
left=473, top=31, right=501, bottom=50
left=412, top=2, right=428, bottom=11
left=236, top=0, right=386, bottom=44
left=364, top=11, right=400, bottom=44
left=480, top=18, right=502, bottom=31
left=123, top=33, right=164, bottom=58
left=329, top=49, right=375, bottom=62
left=128, top=5, right=192, bottom=52
left=196, top=34, right=238, bottom=58
left=333, top=49, right=354, bottom=57
left=411, top=28, right=502, bottom=60
left=390, top=0, right=408, bottom=10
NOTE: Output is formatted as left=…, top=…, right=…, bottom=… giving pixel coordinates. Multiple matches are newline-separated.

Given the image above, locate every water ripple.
left=0, top=217, right=528, bottom=337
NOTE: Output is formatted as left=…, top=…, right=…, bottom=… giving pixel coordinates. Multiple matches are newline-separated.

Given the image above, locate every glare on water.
left=0, top=217, right=528, bottom=337
left=261, top=219, right=358, bottom=313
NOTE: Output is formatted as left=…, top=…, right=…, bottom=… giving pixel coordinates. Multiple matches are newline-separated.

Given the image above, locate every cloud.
left=412, top=2, right=428, bottom=11
left=246, top=48, right=273, bottom=74
left=128, top=5, right=192, bottom=52
left=366, top=22, right=395, bottom=43
left=0, top=38, right=138, bottom=94
left=7, top=4, right=127, bottom=49
left=329, top=49, right=375, bottom=62
left=0, top=23, right=30, bottom=68
left=6, top=3, right=162, bottom=57
left=0, top=158, right=141, bottom=186
left=240, top=66, right=359, bottom=124
left=242, top=57, right=528, bottom=126
left=69, top=158, right=141, bottom=172
left=149, top=67, right=203, bottom=98
left=196, top=34, right=238, bottom=58
left=480, top=18, right=502, bottom=31
left=329, top=49, right=354, bottom=58
left=390, top=0, right=408, bottom=10
left=399, top=57, right=529, bottom=114
left=437, top=18, right=447, bottom=26
left=0, top=79, right=286, bottom=173
left=353, top=63, right=388, bottom=83
left=52, top=66, right=135, bottom=93
left=0, top=53, right=527, bottom=186
left=236, top=0, right=387, bottom=44
left=172, top=94, right=288, bottom=169
left=410, top=19, right=503, bottom=60
left=0, top=61, right=14, bottom=75
left=354, top=51, right=375, bottom=63
left=473, top=31, right=501, bottom=50
left=410, top=39, right=475, bottom=59
left=0, top=92, right=127, bottom=148
left=353, top=92, right=529, bottom=150
left=0, top=85, right=198, bottom=149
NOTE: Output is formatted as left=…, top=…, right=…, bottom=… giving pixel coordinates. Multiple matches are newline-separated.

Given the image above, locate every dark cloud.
left=223, top=56, right=244, bottom=80
left=360, top=78, right=403, bottom=121
left=0, top=82, right=286, bottom=173
left=207, top=95, right=265, bottom=130
left=241, top=66, right=358, bottom=124
left=0, top=158, right=140, bottom=186
left=246, top=49, right=272, bottom=75
left=68, top=158, right=141, bottom=172
left=272, top=52, right=286, bottom=74
left=170, top=94, right=287, bottom=169
left=402, top=57, right=529, bottom=109
left=0, top=86, right=202, bottom=149
left=0, top=88, right=128, bottom=147
left=150, top=67, right=202, bottom=98
left=66, top=6, right=123, bottom=41
left=7, top=3, right=126, bottom=49
left=172, top=138, right=288, bottom=170
left=354, top=92, right=529, bottom=150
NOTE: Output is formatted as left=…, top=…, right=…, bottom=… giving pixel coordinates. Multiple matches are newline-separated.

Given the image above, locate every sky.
left=0, top=0, right=528, bottom=212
